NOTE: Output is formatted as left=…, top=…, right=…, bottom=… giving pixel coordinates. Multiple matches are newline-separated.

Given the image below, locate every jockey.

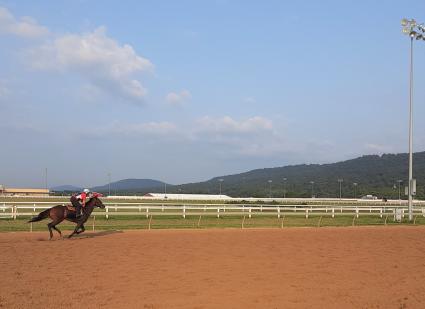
left=70, top=188, right=93, bottom=218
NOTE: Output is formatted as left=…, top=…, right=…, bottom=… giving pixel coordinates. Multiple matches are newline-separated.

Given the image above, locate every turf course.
left=2, top=214, right=425, bottom=233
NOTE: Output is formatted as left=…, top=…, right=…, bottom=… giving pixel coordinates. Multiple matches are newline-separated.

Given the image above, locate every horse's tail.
left=28, top=208, right=50, bottom=223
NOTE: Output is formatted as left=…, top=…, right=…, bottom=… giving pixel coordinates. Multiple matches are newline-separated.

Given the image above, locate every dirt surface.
left=2, top=227, right=425, bottom=309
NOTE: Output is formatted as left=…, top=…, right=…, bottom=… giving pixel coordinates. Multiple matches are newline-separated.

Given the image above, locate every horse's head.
left=92, top=193, right=105, bottom=209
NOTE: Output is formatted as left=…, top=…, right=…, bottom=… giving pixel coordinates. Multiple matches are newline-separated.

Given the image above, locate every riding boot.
left=76, top=205, right=81, bottom=218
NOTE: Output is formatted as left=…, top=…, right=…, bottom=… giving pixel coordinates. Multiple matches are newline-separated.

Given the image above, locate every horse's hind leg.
left=47, top=222, right=54, bottom=240
left=52, top=225, right=62, bottom=238
left=48, top=218, right=64, bottom=240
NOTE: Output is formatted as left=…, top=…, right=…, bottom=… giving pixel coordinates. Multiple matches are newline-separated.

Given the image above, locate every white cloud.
left=363, top=143, right=394, bottom=154
left=0, top=82, right=8, bottom=98
left=0, top=7, right=49, bottom=38
left=165, top=89, right=191, bottom=106
left=191, top=116, right=286, bottom=157
left=196, top=116, right=273, bottom=134
left=29, top=26, right=153, bottom=102
left=243, top=97, right=256, bottom=104
left=88, top=121, right=177, bottom=138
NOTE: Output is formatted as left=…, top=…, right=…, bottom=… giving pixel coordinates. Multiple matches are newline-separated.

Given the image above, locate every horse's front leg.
left=68, top=219, right=84, bottom=238
left=76, top=224, right=85, bottom=234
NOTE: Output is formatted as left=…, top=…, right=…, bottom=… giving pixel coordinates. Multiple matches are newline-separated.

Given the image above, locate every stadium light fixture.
left=401, top=18, right=424, bottom=221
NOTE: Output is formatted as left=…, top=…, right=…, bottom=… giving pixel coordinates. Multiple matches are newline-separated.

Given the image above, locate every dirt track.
left=1, top=227, right=425, bottom=308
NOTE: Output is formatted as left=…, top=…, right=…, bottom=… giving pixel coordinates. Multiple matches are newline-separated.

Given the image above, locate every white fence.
left=1, top=202, right=425, bottom=220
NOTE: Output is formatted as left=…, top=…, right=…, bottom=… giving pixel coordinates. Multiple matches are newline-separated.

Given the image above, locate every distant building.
left=143, top=193, right=231, bottom=200
left=0, top=186, right=50, bottom=197
left=361, top=194, right=378, bottom=200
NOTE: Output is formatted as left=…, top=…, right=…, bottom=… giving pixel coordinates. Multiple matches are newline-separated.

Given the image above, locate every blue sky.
left=1, top=0, right=424, bottom=188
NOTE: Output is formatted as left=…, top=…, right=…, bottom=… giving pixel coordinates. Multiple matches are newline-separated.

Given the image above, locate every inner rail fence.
left=1, top=202, right=425, bottom=221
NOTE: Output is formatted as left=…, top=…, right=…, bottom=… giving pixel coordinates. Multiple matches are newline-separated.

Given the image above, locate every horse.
left=28, top=194, right=105, bottom=240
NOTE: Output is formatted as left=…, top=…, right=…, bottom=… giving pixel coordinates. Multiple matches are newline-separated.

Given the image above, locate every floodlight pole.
left=310, top=181, right=314, bottom=198
left=353, top=182, right=358, bottom=199
left=401, top=18, right=425, bottom=220
left=45, top=168, right=48, bottom=191
left=108, top=173, right=111, bottom=196
left=338, top=179, right=343, bottom=200
left=268, top=180, right=272, bottom=198
left=408, top=35, right=414, bottom=221
left=397, top=180, right=402, bottom=205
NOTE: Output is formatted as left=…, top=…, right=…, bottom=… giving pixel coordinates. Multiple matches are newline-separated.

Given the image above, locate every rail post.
left=356, top=207, right=359, bottom=218
left=332, top=208, right=335, bottom=218
left=217, top=207, right=220, bottom=218
left=33, top=203, right=36, bottom=212
left=106, top=206, right=109, bottom=219
left=92, top=216, right=95, bottom=231
left=183, top=205, right=186, bottom=218
left=277, top=207, right=280, bottom=218
left=305, top=208, right=308, bottom=219
left=380, top=208, right=383, bottom=218
left=317, top=216, right=322, bottom=227
left=146, top=207, right=149, bottom=218
left=13, top=205, right=16, bottom=220
left=148, top=215, right=153, bottom=230
left=249, top=207, right=252, bottom=218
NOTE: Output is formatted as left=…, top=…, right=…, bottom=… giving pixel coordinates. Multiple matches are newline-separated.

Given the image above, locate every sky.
left=0, top=0, right=425, bottom=188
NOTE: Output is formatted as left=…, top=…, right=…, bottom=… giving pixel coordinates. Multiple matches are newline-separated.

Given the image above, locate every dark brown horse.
left=28, top=195, right=105, bottom=240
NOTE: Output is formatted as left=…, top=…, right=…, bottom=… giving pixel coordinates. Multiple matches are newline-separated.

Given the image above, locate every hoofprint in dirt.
left=1, top=227, right=425, bottom=309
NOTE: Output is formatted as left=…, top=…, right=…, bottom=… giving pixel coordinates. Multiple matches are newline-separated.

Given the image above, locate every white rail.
left=1, top=203, right=424, bottom=220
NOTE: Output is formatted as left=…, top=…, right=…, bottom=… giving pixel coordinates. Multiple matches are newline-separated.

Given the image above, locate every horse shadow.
left=69, top=230, right=123, bottom=239
left=36, top=230, right=123, bottom=241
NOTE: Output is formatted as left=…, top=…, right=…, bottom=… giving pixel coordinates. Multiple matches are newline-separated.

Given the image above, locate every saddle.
left=65, top=204, right=76, bottom=211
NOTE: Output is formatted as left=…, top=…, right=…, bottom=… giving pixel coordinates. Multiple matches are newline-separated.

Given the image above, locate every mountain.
left=92, top=178, right=167, bottom=194
left=167, top=152, right=425, bottom=199
left=51, top=185, right=82, bottom=192
left=51, top=152, right=425, bottom=199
